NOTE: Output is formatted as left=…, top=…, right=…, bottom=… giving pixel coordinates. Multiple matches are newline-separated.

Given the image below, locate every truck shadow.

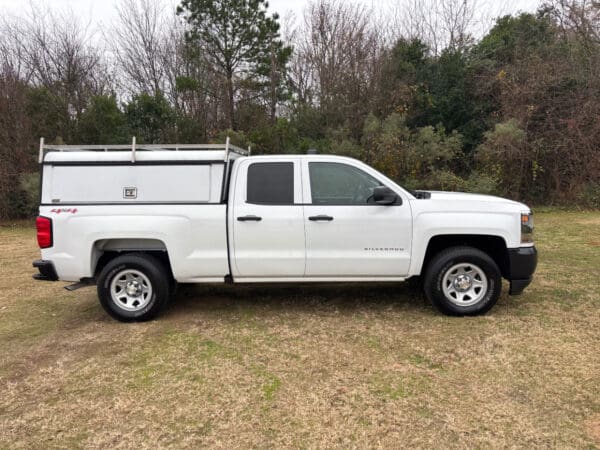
left=163, top=281, right=434, bottom=319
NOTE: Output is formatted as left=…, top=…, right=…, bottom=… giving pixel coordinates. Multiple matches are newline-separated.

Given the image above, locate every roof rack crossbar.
left=38, top=137, right=250, bottom=162
left=38, top=137, right=44, bottom=163
left=131, top=136, right=136, bottom=163
left=41, top=143, right=249, bottom=154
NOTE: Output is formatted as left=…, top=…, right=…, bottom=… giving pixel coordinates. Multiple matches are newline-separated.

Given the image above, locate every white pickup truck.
left=33, top=139, right=537, bottom=321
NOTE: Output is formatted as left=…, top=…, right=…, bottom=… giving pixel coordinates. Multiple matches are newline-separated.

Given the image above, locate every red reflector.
left=36, top=216, right=53, bottom=248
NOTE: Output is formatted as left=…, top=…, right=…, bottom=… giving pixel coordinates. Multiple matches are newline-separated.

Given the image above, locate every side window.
left=247, top=162, right=294, bottom=204
left=309, top=162, right=382, bottom=205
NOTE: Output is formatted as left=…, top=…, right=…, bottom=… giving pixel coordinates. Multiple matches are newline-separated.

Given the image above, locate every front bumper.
left=507, top=246, right=537, bottom=295
left=32, top=259, right=58, bottom=281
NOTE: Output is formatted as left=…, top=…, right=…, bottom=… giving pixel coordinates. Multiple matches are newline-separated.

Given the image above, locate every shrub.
left=580, top=183, right=600, bottom=209
left=19, top=172, right=39, bottom=217
left=365, top=113, right=465, bottom=189
left=426, top=170, right=468, bottom=192
left=466, top=172, right=499, bottom=195
left=214, top=129, right=252, bottom=150
left=475, top=119, right=529, bottom=198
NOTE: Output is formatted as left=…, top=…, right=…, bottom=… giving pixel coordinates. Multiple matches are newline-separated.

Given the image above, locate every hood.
left=411, top=190, right=530, bottom=212
left=429, top=191, right=521, bottom=205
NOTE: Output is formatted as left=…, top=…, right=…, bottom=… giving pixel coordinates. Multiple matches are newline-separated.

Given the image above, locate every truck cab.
left=230, top=155, right=413, bottom=280
left=33, top=139, right=537, bottom=321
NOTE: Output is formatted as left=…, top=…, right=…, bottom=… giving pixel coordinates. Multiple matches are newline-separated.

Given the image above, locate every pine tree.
left=177, top=0, right=290, bottom=130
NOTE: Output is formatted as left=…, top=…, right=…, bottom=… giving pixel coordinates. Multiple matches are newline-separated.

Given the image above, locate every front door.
left=231, top=158, right=305, bottom=277
left=302, top=160, right=412, bottom=277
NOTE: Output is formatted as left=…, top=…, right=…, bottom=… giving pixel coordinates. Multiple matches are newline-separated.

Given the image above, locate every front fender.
left=409, top=211, right=515, bottom=276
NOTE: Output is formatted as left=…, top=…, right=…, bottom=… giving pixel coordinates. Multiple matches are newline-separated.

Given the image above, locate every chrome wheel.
left=110, top=269, right=153, bottom=311
left=441, top=263, right=488, bottom=307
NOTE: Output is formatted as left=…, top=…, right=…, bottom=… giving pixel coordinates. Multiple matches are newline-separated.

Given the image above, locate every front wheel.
left=97, top=253, right=170, bottom=322
left=424, top=246, right=501, bottom=316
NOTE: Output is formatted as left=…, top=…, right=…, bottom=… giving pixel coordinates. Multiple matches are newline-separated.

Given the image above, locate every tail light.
left=36, top=216, right=53, bottom=248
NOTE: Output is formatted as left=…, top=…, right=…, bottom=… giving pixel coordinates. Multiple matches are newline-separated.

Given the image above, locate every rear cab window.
left=247, top=162, right=295, bottom=205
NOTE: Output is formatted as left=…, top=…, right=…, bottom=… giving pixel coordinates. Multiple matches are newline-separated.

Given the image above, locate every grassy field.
left=0, top=211, right=599, bottom=448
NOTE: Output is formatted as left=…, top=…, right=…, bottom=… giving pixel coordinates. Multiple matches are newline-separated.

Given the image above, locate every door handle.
left=308, top=215, right=334, bottom=222
left=237, top=215, right=262, bottom=222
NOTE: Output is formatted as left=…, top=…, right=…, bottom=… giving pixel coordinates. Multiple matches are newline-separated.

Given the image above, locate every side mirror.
left=373, top=186, right=400, bottom=205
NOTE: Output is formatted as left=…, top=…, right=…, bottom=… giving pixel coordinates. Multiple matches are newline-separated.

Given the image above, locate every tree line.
left=0, top=0, right=599, bottom=218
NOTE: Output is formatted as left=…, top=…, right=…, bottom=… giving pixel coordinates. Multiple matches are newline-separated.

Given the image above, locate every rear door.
left=230, top=158, right=306, bottom=277
left=302, top=159, right=412, bottom=277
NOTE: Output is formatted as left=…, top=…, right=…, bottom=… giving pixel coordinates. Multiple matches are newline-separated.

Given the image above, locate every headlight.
left=521, top=213, right=534, bottom=244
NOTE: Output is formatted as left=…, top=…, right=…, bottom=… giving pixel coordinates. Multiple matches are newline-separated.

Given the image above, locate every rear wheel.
left=424, top=246, right=501, bottom=316
left=97, top=253, right=170, bottom=322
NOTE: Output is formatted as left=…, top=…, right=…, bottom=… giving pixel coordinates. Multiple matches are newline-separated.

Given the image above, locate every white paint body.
left=39, top=151, right=532, bottom=283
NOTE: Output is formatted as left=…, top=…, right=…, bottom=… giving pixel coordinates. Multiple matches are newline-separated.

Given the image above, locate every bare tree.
left=0, top=3, right=109, bottom=141
left=285, top=11, right=314, bottom=107
left=2, top=4, right=107, bottom=92
left=291, top=0, right=383, bottom=135
left=390, top=0, right=513, bottom=54
left=0, top=73, right=33, bottom=218
left=109, top=0, right=174, bottom=97
left=0, top=17, right=33, bottom=82
left=544, top=0, right=600, bottom=45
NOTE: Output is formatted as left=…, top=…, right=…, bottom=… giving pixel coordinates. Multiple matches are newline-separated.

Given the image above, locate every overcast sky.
left=0, top=0, right=544, bottom=32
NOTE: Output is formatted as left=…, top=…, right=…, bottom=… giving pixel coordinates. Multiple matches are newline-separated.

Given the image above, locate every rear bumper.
left=507, top=246, right=537, bottom=295
left=33, top=259, right=58, bottom=281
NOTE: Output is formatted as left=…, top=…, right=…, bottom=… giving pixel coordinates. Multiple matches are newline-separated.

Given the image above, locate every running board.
left=64, top=278, right=95, bottom=291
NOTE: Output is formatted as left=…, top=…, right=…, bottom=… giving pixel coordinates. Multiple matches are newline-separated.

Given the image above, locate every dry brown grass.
left=0, top=211, right=599, bottom=449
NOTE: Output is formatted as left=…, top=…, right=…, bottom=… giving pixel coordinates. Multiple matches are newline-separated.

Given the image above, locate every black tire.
left=169, top=278, right=178, bottom=302
left=407, top=275, right=423, bottom=290
left=423, top=246, right=501, bottom=316
left=97, top=253, right=170, bottom=322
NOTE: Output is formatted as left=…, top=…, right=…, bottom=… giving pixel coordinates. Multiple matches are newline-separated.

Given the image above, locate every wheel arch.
left=420, top=234, right=509, bottom=279
left=91, top=238, right=174, bottom=280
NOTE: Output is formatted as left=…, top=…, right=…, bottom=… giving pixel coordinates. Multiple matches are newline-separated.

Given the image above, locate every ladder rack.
left=38, top=136, right=251, bottom=163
